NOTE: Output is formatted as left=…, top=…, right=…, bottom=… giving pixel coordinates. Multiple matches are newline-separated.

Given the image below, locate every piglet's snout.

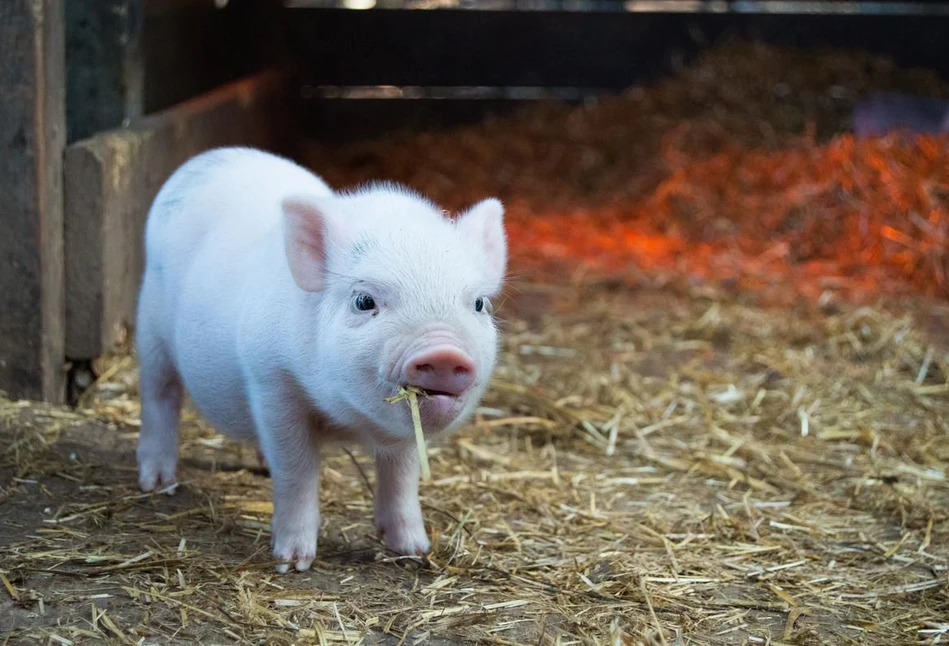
left=403, top=346, right=476, bottom=397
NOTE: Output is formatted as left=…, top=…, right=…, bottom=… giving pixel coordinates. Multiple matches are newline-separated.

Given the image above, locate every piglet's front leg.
left=374, top=445, right=431, bottom=556
left=250, top=385, right=322, bottom=574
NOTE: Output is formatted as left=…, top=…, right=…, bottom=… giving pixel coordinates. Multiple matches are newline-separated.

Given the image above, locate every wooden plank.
left=288, top=10, right=697, bottom=89
left=65, top=0, right=144, bottom=143
left=287, top=10, right=949, bottom=90
left=288, top=0, right=949, bottom=10
left=303, top=97, right=565, bottom=144
left=64, top=69, right=294, bottom=360
left=0, top=0, right=67, bottom=403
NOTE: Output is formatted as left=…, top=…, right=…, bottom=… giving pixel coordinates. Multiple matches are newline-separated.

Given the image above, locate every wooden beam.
left=64, top=69, right=294, bottom=360
left=287, top=10, right=949, bottom=89
left=0, top=0, right=67, bottom=403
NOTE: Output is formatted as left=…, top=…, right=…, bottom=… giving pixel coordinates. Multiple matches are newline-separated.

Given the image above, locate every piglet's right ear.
left=282, top=196, right=331, bottom=292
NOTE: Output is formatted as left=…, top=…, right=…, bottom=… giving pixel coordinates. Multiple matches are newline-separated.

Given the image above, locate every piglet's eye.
left=475, top=297, right=493, bottom=314
left=354, top=294, right=376, bottom=312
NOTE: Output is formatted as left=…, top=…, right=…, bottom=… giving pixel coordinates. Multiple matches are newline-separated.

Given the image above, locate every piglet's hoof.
left=137, top=450, right=178, bottom=495
left=273, top=535, right=316, bottom=574
left=271, top=506, right=319, bottom=574
left=377, top=514, right=432, bottom=556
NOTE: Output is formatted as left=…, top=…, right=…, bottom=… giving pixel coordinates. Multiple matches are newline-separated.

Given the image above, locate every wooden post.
left=0, top=0, right=67, bottom=403
left=64, top=70, right=293, bottom=360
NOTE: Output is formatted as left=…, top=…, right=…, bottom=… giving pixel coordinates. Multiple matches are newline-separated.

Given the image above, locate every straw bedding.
left=2, top=43, right=949, bottom=645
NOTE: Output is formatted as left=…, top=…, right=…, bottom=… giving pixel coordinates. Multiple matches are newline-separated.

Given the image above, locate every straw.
left=385, top=385, right=432, bottom=481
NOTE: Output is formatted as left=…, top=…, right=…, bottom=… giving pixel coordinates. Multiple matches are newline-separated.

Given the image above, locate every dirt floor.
left=3, top=42, right=949, bottom=645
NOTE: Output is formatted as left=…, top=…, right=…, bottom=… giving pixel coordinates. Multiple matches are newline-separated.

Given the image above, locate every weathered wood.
left=0, top=0, right=67, bottom=403
left=65, top=0, right=144, bottom=143
left=64, top=69, right=294, bottom=360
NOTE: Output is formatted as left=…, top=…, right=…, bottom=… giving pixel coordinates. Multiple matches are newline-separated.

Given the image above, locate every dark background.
left=66, top=0, right=949, bottom=145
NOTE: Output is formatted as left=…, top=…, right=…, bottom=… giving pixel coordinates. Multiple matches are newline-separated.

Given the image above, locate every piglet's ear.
left=282, top=195, right=332, bottom=292
left=456, top=198, right=507, bottom=293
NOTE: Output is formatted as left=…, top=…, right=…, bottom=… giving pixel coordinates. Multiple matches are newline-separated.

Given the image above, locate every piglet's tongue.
left=417, top=387, right=455, bottom=398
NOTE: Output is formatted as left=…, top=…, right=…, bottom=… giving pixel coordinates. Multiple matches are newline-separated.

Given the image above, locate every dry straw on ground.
left=2, top=42, right=949, bottom=644
left=2, top=284, right=948, bottom=644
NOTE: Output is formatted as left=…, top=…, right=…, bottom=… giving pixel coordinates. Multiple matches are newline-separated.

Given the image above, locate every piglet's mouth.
left=415, top=388, right=459, bottom=398
left=410, top=387, right=466, bottom=430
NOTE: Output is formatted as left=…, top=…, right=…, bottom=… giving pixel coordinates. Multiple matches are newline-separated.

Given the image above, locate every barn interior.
left=2, top=1, right=949, bottom=643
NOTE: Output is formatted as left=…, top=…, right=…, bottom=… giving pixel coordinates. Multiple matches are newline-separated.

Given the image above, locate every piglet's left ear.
left=282, top=195, right=333, bottom=292
left=455, top=198, right=507, bottom=294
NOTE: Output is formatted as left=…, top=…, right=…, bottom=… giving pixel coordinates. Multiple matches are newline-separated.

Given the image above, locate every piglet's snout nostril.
left=403, top=347, right=476, bottom=396
left=415, top=363, right=469, bottom=376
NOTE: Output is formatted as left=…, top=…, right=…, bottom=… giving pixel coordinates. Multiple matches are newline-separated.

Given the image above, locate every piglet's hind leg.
left=136, top=328, right=182, bottom=494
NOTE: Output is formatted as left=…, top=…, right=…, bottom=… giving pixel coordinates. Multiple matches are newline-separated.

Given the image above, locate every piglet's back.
left=143, top=147, right=334, bottom=274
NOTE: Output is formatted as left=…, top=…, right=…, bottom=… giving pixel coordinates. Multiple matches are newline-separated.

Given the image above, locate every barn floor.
left=2, top=280, right=948, bottom=645
left=4, top=42, right=949, bottom=645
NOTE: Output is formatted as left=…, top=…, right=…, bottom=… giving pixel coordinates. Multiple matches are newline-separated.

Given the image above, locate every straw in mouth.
left=385, top=385, right=432, bottom=481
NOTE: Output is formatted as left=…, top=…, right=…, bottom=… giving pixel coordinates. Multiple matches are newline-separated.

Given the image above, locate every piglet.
left=851, top=92, right=949, bottom=139
left=135, top=147, right=506, bottom=572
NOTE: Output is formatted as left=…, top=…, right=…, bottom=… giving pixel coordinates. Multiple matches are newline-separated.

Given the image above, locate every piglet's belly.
left=172, top=330, right=258, bottom=441
left=179, top=367, right=256, bottom=440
